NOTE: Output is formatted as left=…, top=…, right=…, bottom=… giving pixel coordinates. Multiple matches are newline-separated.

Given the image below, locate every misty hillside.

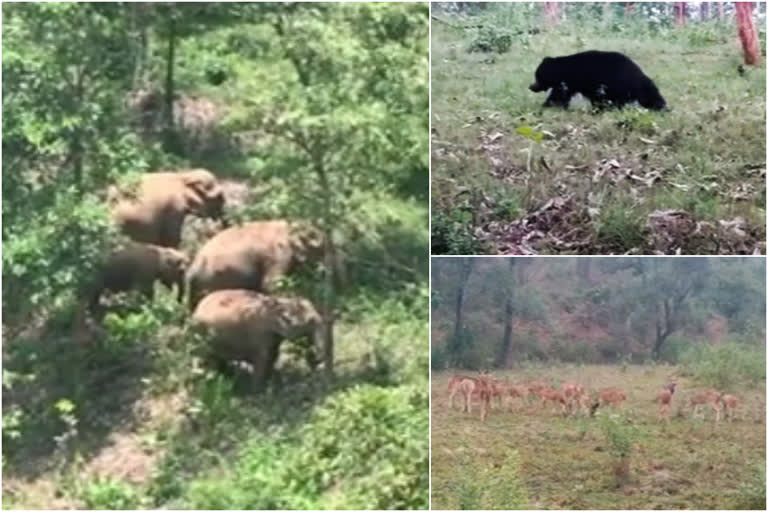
left=431, top=257, right=765, bottom=368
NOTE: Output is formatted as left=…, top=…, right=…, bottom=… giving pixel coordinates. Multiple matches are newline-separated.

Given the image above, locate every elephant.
left=185, top=220, right=326, bottom=310
left=109, top=168, right=226, bottom=248
left=88, top=243, right=189, bottom=312
left=190, top=289, right=323, bottom=386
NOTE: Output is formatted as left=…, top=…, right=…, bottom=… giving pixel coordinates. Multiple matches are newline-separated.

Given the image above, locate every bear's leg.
left=543, top=82, right=571, bottom=108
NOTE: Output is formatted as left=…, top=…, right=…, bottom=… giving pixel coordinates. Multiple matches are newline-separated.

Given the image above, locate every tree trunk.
left=577, top=259, right=592, bottom=284
left=451, top=259, right=474, bottom=360
left=497, top=259, right=516, bottom=368
left=736, top=2, right=761, bottom=65
left=314, top=156, right=336, bottom=376
left=700, top=2, right=709, bottom=21
left=163, top=13, right=176, bottom=150
left=675, top=2, right=686, bottom=25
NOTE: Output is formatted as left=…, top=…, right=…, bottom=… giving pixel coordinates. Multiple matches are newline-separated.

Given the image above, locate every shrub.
left=738, top=461, right=766, bottom=510
left=79, top=477, right=140, bottom=510
left=468, top=27, right=512, bottom=54
left=181, top=384, right=429, bottom=510
left=452, top=449, right=528, bottom=509
left=681, top=342, right=766, bottom=389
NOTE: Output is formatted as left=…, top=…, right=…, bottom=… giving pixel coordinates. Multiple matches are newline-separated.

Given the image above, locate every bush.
left=79, top=477, right=140, bottom=510
left=431, top=209, right=488, bottom=255
left=452, top=449, right=528, bottom=509
left=468, top=27, right=512, bottom=54
left=738, top=462, right=766, bottom=510
left=681, top=342, right=766, bottom=389
left=181, top=384, right=429, bottom=510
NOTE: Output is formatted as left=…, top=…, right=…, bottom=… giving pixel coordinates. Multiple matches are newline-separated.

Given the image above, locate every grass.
left=431, top=9, right=766, bottom=254
left=431, top=365, right=766, bottom=510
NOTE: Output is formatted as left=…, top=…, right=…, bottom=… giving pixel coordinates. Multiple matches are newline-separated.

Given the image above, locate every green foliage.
left=2, top=3, right=427, bottom=509
left=181, top=384, right=428, bottom=510
left=549, top=337, right=598, bottom=363
left=452, top=449, right=528, bottom=510
left=515, top=125, right=544, bottom=143
left=3, top=195, right=115, bottom=319
left=615, top=108, right=658, bottom=134
left=78, top=477, right=141, bottom=510
left=598, top=414, right=641, bottom=460
left=738, top=461, right=766, bottom=510
left=468, top=26, right=512, bottom=54
left=431, top=209, right=488, bottom=255
left=681, top=342, right=766, bottom=389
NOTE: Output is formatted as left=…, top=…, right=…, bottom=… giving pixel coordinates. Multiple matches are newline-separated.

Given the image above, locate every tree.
left=646, top=259, right=709, bottom=359
left=446, top=258, right=476, bottom=366
left=2, top=3, right=143, bottom=318
left=228, top=3, right=428, bottom=373
left=497, top=259, right=516, bottom=368
left=736, top=2, right=761, bottom=65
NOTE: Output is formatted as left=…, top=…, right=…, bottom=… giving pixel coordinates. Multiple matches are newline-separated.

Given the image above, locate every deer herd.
left=446, top=372, right=747, bottom=424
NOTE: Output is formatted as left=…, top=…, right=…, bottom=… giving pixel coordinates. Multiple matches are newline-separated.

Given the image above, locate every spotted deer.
left=721, top=394, right=744, bottom=422
left=539, top=387, right=568, bottom=415
left=656, top=381, right=677, bottom=423
left=562, top=382, right=586, bottom=414
left=447, top=375, right=478, bottom=412
left=598, top=387, right=627, bottom=409
left=688, top=389, right=723, bottom=422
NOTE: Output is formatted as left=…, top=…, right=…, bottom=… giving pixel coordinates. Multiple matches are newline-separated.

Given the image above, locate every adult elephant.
left=109, top=168, right=226, bottom=248
left=185, top=220, right=326, bottom=310
left=191, top=289, right=323, bottom=386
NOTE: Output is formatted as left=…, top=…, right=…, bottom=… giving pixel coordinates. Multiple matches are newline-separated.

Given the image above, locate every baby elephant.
left=190, top=289, right=323, bottom=387
left=89, top=244, right=189, bottom=312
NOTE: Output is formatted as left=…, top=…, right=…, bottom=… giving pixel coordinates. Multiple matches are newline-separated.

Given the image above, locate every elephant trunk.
left=175, top=272, right=186, bottom=303
left=307, top=323, right=326, bottom=371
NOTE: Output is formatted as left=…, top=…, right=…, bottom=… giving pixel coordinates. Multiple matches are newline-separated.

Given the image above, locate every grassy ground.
left=431, top=11, right=766, bottom=254
left=431, top=365, right=766, bottom=510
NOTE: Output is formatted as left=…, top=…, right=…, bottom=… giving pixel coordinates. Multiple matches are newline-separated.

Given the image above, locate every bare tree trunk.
left=675, top=2, right=687, bottom=26
left=451, top=259, right=474, bottom=362
left=497, top=259, right=516, bottom=368
left=163, top=13, right=176, bottom=150
left=577, top=259, right=592, bottom=284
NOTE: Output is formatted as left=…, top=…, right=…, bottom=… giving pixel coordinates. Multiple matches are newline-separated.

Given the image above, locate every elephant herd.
left=88, top=168, right=327, bottom=386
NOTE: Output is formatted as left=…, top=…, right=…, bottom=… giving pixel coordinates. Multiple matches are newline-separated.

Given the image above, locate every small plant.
left=431, top=208, right=487, bottom=255
left=616, top=108, right=658, bottom=134
left=468, top=27, right=512, bottom=54
left=79, top=477, right=140, bottom=510
left=598, top=414, right=641, bottom=487
left=595, top=202, right=646, bottom=252
left=737, top=461, right=766, bottom=509
left=53, top=398, right=79, bottom=454
left=452, top=448, right=528, bottom=509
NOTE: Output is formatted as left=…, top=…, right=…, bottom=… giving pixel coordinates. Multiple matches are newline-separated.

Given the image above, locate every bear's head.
left=529, top=57, right=554, bottom=92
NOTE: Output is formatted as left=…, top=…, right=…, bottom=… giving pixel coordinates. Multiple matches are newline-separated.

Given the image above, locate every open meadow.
left=431, top=3, right=766, bottom=254
left=431, top=365, right=766, bottom=510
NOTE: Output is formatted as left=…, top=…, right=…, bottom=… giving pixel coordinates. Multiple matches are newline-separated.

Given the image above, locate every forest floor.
left=431, top=14, right=766, bottom=254
left=431, top=365, right=766, bottom=510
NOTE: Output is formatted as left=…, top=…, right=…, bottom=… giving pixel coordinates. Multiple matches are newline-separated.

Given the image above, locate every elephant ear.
left=181, top=170, right=225, bottom=217
left=182, top=184, right=207, bottom=213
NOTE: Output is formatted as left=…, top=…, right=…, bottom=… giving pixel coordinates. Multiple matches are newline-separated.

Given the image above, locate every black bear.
left=529, top=50, right=666, bottom=110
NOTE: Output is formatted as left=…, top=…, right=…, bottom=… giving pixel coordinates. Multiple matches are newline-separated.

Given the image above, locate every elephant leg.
left=160, top=215, right=184, bottom=249
left=264, top=337, right=282, bottom=384
left=140, top=283, right=154, bottom=302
